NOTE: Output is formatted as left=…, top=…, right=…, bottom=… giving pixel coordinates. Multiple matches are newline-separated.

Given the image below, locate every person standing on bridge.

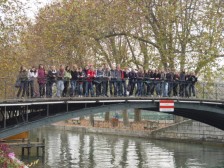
left=122, top=67, right=129, bottom=97
left=56, top=65, right=65, bottom=98
left=109, top=65, right=117, bottom=96
left=70, top=65, right=78, bottom=97
left=37, top=64, right=47, bottom=98
left=63, top=66, right=72, bottom=97
left=85, top=64, right=95, bottom=97
left=95, top=66, right=104, bottom=97
left=115, top=64, right=123, bottom=96
left=27, top=66, right=38, bottom=98
left=128, top=68, right=136, bottom=97
left=102, top=64, right=110, bottom=97
left=136, top=68, right=144, bottom=97
left=173, top=71, right=180, bottom=97
left=77, top=67, right=85, bottom=97
left=46, top=65, right=57, bottom=98
left=155, top=69, right=162, bottom=97
left=179, top=70, right=186, bottom=97
left=188, top=72, right=197, bottom=98
left=16, top=66, right=28, bottom=98
left=144, top=69, right=151, bottom=97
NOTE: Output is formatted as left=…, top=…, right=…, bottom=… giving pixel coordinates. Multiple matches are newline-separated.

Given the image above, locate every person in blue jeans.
left=188, top=72, right=197, bottom=97
left=85, top=65, right=95, bottom=97
left=70, top=65, right=78, bottom=97
left=110, top=65, right=117, bottom=96
left=46, top=65, right=57, bottom=98
left=77, top=67, right=85, bottom=97
left=136, top=68, right=144, bottom=96
left=28, top=66, right=38, bottom=98
left=160, top=70, right=168, bottom=97
left=17, top=66, right=28, bottom=98
left=56, top=65, right=65, bottom=98
left=115, top=64, right=123, bottom=96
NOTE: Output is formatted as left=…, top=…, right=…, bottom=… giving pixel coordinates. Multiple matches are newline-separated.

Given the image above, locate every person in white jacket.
left=28, top=66, right=38, bottom=98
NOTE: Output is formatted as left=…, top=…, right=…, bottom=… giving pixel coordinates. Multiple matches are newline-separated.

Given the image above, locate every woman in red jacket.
left=37, top=64, right=47, bottom=98
left=85, top=65, right=95, bottom=97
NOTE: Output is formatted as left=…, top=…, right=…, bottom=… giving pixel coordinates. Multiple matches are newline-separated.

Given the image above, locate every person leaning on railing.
left=56, top=65, right=65, bottom=98
left=173, top=71, right=180, bottom=97
left=143, top=69, right=151, bottom=97
left=70, top=65, right=78, bottom=97
left=128, top=68, right=136, bottom=97
left=115, top=64, right=123, bottom=96
left=77, top=67, right=85, bottom=97
left=154, top=69, right=162, bottom=97
left=95, top=66, right=104, bottom=97
left=85, top=64, right=95, bottom=97
left=122, top=67, right=129, bottom=97
left=46, top=65, right=57, bottom=98
left=136, top=68, right=144, bottom=97
left=166, top=69, right=174, bottom=97
left=37, top=64, right=47, bottom=98
left=160, top=69, right=168, bottom=97
left=63, top=66, right=72, bottom=97
left=27, top=66, right=38, bottom=98
left=109, top=65, right=117, bottom=96
left=179, top=70, right=186, bottom=97
left=16, top=66, right=28, bottom=98
left=188, top=72, right=197, bottom=97
left=102, top=65, right=110, bottom=97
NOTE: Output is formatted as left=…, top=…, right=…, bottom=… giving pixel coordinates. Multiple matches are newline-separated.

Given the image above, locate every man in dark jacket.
left=46, top=65, right=57, bottom=98
left=70, top=65, right=79, bottom=97
left=188, top=72, right=197, bottom=97
left=128, top=68, right=136, bottom=96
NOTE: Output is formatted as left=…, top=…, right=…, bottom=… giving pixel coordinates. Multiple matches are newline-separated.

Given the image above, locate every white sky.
left=22, top=0, right=53, bottom=19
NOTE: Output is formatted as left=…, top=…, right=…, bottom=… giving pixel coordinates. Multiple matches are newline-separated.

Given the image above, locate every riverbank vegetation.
left=0, top=143, right=27, bottom=168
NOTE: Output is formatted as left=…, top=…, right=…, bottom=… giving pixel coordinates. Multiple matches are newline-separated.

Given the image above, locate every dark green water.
left=14, top=127, right=224, bottom=168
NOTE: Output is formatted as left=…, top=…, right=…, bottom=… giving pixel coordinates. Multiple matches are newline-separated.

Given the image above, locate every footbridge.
left=0, top=97, right=223, bottom=139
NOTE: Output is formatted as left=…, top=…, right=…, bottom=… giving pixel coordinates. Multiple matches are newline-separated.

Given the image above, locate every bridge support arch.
left=0, top=99, right=223, bottom=139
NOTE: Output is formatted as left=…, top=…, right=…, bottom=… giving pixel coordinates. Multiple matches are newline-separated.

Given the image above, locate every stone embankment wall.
left=151, top=120, right=224, bottom=144
left=51, top=124, right=150, bottom=138
left=51, top=119, right=224, bottom=144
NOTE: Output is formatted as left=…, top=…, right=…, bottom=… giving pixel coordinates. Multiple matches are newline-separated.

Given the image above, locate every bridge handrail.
left=0, top=76, right=223, bottom=100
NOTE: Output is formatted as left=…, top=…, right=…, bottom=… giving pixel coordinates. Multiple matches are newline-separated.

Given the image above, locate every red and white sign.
left=159, top=100, right=174, bottom=112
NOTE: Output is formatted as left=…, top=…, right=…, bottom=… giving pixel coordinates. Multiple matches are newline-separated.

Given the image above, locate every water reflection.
left=16, top=127, right=224, bottom=168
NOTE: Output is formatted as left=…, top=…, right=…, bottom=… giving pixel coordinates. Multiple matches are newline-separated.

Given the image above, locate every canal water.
left=14, top=126, right=224, bottom=168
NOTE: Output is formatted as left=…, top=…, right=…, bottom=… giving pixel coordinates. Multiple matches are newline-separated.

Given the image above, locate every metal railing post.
left=4, top=106, right=6, bottom=128
left=26, top=105, right=28, bottom=122
left=202, top=83, right=205, bottom=99
left=215, top=83, right=218, bottom=100
left=4, top=80, right=7, bottom=99
left=47, top=104, right=49, bottom=117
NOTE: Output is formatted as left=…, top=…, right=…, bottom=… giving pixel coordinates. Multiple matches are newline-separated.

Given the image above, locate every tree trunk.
left=134, top=109, right=141, bottom=122
left=104, top=112, right=110, bottom=122
left=122, top=109, right=129, bottom=126
left=89, top=114, right=94, bottom=127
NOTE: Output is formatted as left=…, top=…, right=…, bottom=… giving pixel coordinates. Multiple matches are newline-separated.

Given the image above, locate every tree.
left=0, top=0, right=29, bottom=98
left=134, top=109, right=141, bottom=122
left=21, top=0, right=223, bottom=79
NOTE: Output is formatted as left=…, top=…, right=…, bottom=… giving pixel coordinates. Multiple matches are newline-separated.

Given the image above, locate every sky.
left=22, top=0, right=53, bottom=19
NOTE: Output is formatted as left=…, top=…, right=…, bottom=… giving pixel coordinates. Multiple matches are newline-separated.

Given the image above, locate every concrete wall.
left=151, top=120, right=224, bottom=144
left=51, top=125, right=150, bottom=138
left=50, top=119, right=224, bottom=144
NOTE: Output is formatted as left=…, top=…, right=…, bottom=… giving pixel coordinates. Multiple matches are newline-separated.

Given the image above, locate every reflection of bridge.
left=0, top=97, right=223, bottom=139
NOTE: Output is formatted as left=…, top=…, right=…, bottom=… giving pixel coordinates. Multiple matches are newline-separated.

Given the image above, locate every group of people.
left=16, top=64, right=197, bottom=98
